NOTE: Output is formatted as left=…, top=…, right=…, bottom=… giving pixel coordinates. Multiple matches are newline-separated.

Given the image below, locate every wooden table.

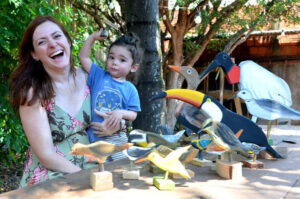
left=1, top=125, right=300, bottom=199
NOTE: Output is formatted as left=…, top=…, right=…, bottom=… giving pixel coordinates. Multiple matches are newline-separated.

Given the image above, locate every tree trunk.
left=125, top=0, right=163, bottom=132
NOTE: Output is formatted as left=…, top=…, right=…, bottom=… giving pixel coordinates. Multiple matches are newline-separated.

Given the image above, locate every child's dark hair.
left=109, top=32, right=143, bottom=65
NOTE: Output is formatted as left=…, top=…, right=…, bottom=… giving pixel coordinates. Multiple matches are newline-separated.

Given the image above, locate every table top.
left=1, top=125, right=300, bottom=199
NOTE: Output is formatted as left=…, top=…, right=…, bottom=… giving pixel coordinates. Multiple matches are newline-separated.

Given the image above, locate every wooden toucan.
left=152, top=89, right=282, bottom=158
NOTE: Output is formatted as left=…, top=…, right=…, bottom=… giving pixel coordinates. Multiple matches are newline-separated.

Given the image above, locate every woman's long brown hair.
left=9, top=16, right=75, bottom=114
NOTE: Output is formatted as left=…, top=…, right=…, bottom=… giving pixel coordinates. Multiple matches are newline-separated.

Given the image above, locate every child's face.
left=107, top=45, right=135, bottom=82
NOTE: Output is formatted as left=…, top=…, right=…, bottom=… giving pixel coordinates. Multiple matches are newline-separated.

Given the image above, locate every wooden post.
left=216, top=159, right=243, bottom=180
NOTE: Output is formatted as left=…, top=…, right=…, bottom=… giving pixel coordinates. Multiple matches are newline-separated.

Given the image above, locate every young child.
left=79, top=30, right=142, bottom=161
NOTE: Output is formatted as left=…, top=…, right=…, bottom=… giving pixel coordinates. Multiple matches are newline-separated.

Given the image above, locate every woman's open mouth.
left=50, top=50, right=64, bottom=60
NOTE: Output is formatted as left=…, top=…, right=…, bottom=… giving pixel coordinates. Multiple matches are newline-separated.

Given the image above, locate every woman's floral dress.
left=19, top=83, right=96, bottom=188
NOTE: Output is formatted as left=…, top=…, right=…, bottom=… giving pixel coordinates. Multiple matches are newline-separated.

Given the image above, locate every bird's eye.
left=206, top=98, right=211, bottom=102
left=187, top=69, right=192, bottom=74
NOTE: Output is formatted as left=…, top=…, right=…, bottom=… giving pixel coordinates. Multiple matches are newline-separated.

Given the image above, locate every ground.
left=0, top=162, right=24, bottom=194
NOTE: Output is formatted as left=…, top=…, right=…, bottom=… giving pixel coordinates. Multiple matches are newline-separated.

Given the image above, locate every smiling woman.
left=9, top=16, right=96, bottom=188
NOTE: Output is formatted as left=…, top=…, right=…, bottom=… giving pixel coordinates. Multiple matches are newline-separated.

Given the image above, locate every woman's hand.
left=105, top=110, right=123, bottom=129
left=92, top=109, right=122, bottom=137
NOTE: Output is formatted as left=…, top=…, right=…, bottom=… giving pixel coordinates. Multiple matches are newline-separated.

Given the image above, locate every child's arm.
left=79, top=29, right=106, bottom=73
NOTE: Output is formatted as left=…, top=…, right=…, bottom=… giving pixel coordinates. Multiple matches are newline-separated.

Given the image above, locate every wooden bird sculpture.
left=122, top=146, right=154, bottom=170
left=242, top=142, right=266, bottom=162
left=70, top=141, right=133, bottom=171
left=151, top=145, right=199, bottom=165
left=135, top=145, right=192, bottom=180
left=200, top=119, right=250, bottom=161
left=198, top=53, right=293, bottom=139
left=128, top=129, right=182, bottom=149
left=152, top=89, right=282, bottom=158
left=168, top=65, right=200, bottom=90
left=237, top=89, right=300, bottom=121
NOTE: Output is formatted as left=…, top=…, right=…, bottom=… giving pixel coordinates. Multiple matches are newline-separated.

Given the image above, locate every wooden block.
left=153, top=176, right=175, bottom=191
left=260, top=146, right=288, bottom=159
left=259, top=151, right=277, bottom=160
left=243, top=160, right=264, bottom=169
left=216, top=160, right=243, bottom=180
left=190, top=158, right=213, bottom=167
left=122, top=169, right=140, bottom=180
left=149, top=163, right=164, bottom=174
left=170, top=169, right=194, bottom=179
left=90, top=171, right=114, bottom=191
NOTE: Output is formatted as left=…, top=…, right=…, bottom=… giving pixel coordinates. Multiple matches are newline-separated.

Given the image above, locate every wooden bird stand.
left=122, top=161, right=140, bottom=180
left=243, top=154, right=264, bottom=168
left=153, top=176, right=175, bottom=191
left=216, top=159, right=243, bottom=180
left=122, top=169, right=140, bottom=180
left=243, top=159, right=264, bottom=169
left=90, top=170, right=114, bottom=191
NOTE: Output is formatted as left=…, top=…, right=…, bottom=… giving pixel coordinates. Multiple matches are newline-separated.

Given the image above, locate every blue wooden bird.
left=123, top=146, right=154, bottom=170
left=190, top=138, right=212, bottom=160
left=152, top=89, right=282, bottom=158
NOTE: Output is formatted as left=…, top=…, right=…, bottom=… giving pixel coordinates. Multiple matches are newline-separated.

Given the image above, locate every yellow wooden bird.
left=70, top=141, right=133, bottom=171
left=135, top=145, right=192, bottom=180
left=152, top=145, right=198, bottom=165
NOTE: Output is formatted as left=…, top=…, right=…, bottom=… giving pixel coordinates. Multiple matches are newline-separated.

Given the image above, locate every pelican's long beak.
left=198, top=52, right=240, bottom=84
left=168, top=65, right=181, bottom=73
left=198, top=58, right=221, bottom=82
left=152, top=89, right=205, bottom=108
left=135, top=157, right=149, bottom=164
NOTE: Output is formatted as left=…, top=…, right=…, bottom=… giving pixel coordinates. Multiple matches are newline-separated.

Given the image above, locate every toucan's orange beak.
left=135, top=157, right=149, bottom=164
left=152, top=89, right=205, bottom=109
left=168, top=65, right=181, bottom=73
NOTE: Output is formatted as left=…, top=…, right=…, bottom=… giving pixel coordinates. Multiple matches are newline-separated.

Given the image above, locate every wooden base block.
left=170, top=169, right=194, bottom=179
left=150, top=163, right=164, bottom=174
left=259, top=151, right=277, bottom=160
left=153, top=176, right=175, bottom=191
left=259, top=146, right=288, bottom=159
left=216, top=160, right=243, bottom=180
left=90, top=171, right=113, bottom=191
left=122, top=169, right=140, bottom=180
left=243, top=160, right=264, bottom=169
left=190, top=158, right=213, bottom=167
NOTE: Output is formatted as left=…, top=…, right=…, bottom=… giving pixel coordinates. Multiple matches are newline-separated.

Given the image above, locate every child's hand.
left=91, top=28, right=107, bottom=41
left=105, top=110, right=123, bottom=129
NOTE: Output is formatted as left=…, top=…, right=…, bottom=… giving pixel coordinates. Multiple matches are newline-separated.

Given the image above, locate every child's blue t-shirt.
left=87, top=63, right=141, bottom=143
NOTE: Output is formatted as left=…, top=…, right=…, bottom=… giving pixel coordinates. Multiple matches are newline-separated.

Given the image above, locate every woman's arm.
left=19, top=95, right=81, bottom=174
